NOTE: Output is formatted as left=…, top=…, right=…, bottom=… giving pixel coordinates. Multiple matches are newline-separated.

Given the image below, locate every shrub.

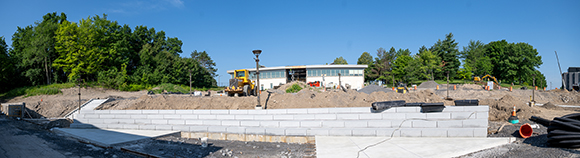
left=120, top=84, right=148, bottom=92
left=153, top=83, right=189, bottom=94
left=286, top=84, right=303, bottom=93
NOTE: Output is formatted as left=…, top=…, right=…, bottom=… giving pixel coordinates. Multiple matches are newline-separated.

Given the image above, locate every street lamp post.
left=253, top=50, right=262, bottom=109
left=189, top=70, right=192, bottom=96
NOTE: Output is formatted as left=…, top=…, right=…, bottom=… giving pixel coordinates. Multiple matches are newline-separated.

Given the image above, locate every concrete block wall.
left=71, top=106, right=489, bottom=137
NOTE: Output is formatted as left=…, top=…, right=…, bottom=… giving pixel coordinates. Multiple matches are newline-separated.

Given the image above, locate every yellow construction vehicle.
left=396, top=82, right=408, bottom=94
left=225, top=69, right=257, bottom=96
left=474, top=74, right=498, bottom=83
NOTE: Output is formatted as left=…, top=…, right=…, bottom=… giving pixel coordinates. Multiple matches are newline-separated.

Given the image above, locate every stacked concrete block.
left=70, top=106, right=489, bottom=137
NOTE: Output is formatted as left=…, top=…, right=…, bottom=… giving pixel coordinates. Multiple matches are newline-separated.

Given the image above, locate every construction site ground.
left=3, top=81, right=580, bottom=157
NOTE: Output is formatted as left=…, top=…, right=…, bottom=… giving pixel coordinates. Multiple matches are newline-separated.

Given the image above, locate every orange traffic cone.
left=508, top=105, right=519, bottom=124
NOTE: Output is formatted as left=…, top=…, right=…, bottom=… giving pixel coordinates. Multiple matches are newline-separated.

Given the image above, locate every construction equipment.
left=474, top=74, right=498, bottom=83
left=225, top=69, right=257, bottom=96
left=396, top=82, right=408, bottom=94
left=474, top=74, right=500, bottom=89
left=307, top=81, right=321, bottom=87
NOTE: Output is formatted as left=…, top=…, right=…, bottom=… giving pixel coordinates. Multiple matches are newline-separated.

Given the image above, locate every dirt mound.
left=547, top=89, right=570, bottom=93
left=540, top=102, right=563, bottom=110
left=417, top=81, right=440, bottom=89
left=487, top=95, right=540, bottom=121
left=358, top=85, right=392, bottom=94
left=275, top=81, right=309, bottom=91
left=459, top=84, right=483, bottom=90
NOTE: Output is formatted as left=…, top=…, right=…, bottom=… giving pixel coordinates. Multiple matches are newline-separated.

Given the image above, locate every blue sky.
left=1, top=0, right=578, bottom=89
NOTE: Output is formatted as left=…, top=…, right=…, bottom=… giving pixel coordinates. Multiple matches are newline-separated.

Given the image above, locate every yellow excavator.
left=225, top=69, right=257, bottom=96
left=474, top=74, right=500, bottom=89
left=474, top=74, right=498, bottom=83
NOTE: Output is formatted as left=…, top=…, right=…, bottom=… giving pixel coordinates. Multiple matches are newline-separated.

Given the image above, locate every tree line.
left=0, top=12, right=217, bottom=93
left=356, top=33, right=546, bottom=87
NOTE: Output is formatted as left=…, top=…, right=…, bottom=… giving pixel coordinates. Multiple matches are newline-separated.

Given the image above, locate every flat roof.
left=226, top=65, right=368, bottom=73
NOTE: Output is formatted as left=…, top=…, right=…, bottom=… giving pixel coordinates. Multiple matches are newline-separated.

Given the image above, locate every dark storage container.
left=421, top=102, right=445, bottom=113
left=454, top=100, right=479, bottom=106
left=405, top=102, right=424, bottom=107
left=371, top=100, right=406, bottom=111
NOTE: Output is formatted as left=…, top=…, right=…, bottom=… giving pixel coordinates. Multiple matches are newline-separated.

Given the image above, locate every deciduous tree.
left=332, top=56, right=348, bottom=65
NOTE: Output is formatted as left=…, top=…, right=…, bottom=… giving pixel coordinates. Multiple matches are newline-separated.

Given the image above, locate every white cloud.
left=108, top=0, right=185, bottom=15
left=165, top=0, right=185, bottom=8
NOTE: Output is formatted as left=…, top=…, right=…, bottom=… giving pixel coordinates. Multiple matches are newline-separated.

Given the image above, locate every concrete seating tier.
left=70, top=106, right=489, bottom=137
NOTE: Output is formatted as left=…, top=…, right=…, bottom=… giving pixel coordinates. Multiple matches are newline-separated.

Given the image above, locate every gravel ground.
left=0, top=116, right=137, bottom=158
left=120, top=135, right=315, bottom=158
left=357, top=84, right=393, bottom=94
left=2, top=115, right=314, bottom=158
left=458, top=119, right=580, bottom=158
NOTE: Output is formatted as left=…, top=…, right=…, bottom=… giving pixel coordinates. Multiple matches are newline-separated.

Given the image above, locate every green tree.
left=485, top=40, right=543, bottom=84
left=430, top=33, right=460, bottom=79
left=0, top=36, right=17, bottom=92
left=9, top=12, right=67, bottom=86
left=357, top=52, right=375, bottom=82
left=191, top=50, right=217, bottom=78
left=460, top=40, right=492, bottom=76
left=372, top=47, right=397, bottom=84
left=332, top=56, right=348, bottom=65
left=54, top=14, right=133, bottom=82
left=457, top=64, right=474, bottom=81
left=357, top=52, right=373, bottom=65
left=413, top=50, right=441, bottom=80
left=392, top=54, right=413, bottom=83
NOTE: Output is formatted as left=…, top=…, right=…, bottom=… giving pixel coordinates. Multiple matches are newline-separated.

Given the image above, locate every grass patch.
left=0, top=83, right=76, bottom=99
left=286, top=84, right=303, bottom=93
left=150, top=83, right=222, bottom=94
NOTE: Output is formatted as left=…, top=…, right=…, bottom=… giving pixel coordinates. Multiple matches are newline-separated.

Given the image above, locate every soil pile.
left=276, top=81, right=309, bottom=90
left=4, top=87, right=146, bottom=118
left=358, top=85, right=392, bottom=94
left=487, top=95, right=540, bottom=121
left=540, top=102, right=562, bottom=110
left=417, top=81, right=440, bottom=89
left=459, top=84, right=483, bottom=90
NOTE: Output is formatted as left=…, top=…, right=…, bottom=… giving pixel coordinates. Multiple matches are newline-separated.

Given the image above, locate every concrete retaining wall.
left=71, top=106, right=489, bottom=137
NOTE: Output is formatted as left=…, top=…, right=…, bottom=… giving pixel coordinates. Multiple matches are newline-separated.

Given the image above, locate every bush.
left=286, top=84, right=303, bottom=93
left=120, top=84, right=148, bottom=92
left=153, top=83, right=189, bottom=94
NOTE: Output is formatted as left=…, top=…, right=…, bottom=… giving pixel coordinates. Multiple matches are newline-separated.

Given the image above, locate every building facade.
left=563, top=67, right=580, bottom=91
left=227, top=65, right=367, bottom=90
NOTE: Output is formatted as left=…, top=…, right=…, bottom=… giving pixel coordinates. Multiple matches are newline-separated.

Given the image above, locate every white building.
left=227, top=65, right=368, bottom=90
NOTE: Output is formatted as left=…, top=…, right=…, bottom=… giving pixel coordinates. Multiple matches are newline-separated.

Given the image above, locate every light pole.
left=253, top=50, right=262, bottom=109
left=189, top=70, right=192, bottom=96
